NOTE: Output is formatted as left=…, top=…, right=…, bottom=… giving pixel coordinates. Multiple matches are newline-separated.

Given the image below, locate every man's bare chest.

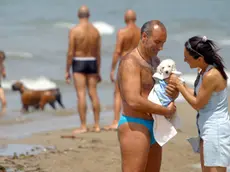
left=140, top=68, right=155, bottom=94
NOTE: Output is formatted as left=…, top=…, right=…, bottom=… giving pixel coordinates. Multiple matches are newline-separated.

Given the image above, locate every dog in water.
left=12, top=81, right=65, bottom=112
left=148, top=59, right=184, bottom=146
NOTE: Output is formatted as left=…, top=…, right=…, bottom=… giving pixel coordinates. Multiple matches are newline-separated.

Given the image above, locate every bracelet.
left=178, top=77, right=185, bottom=86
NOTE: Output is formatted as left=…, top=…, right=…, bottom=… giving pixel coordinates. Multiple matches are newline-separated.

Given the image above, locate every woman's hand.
left=169, top=74, right=181, bottom=87
left=166, top=74, right=181, bottom=100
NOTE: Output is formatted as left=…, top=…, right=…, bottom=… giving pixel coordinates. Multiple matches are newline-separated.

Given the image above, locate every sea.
left=0, top=0, right=230, bottom=140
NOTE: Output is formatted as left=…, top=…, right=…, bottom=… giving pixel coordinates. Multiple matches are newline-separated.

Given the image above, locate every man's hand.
left=165, top=102, right=176, bottom=118
left=97, top=73, right=102, bottom=83
left=110, top=70, right=115, bottom=82
left=2, top=70, right=6, bottom=78
left=65, top=71, right=71, bottom=84
left=166, top=84, right=179, bottom=100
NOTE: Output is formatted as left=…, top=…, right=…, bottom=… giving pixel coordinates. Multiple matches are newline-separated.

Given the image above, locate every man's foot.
left=0, top=107, right=6, bottom=115
left=60, top=127, right=87, bottom=139
left=103, top=123, right=118, bottom=131
left=92, top=126, right=101, bottom=133
left=72, top=127, right=88, bottom=135
left=20, top=108, right=28, bottom=114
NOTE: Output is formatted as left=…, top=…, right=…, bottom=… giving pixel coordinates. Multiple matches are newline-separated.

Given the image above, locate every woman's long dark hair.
left=185, top=36, right=228, bottom=80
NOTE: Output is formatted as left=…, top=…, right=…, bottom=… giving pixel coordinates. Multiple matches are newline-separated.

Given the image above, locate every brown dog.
left=12, top=81, right=65, bottom=112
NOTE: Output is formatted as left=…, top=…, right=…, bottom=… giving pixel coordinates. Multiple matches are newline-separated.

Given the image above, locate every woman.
left=170, top=36, right=230, bottom=172
left=0, top=51, right=6, bottom=114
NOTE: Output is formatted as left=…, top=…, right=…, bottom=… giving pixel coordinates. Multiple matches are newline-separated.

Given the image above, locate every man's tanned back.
left=73, top=23, right=100, bottom=57
left=119, top=25, right=140, bottom=56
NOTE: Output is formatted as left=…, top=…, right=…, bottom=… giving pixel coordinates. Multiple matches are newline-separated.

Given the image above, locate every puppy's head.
left=157, top=59, right=176, bottom=79
left=12, top=81, right=24, bottom=91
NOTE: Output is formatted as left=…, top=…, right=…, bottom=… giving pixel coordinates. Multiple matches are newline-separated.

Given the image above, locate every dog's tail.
left=55, top=88, right=65, bottom=109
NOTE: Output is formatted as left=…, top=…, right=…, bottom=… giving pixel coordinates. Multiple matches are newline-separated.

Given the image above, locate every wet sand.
left=0, top=100, right=223, bottom=172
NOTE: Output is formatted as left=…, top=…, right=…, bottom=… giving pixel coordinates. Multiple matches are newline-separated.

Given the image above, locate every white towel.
left=147, top=58, right=183, bottom=146
left=148, top=87, right=180, bottom=146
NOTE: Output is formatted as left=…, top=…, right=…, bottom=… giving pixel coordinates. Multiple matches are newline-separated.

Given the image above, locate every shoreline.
left=0, top=130, right=200, bottom=172
left=0, top=129, right=200, bottom=172
left=1, top=99, right=229, bottom=172
left=0, top=100, right=203, bottom=172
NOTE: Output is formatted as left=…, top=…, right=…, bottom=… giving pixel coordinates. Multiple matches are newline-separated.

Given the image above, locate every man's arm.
left=110, top=31, right=123, bottom=81
left=118, top=57, right=174, bottom=116
left=96, top=34, right=101, bottom=74
left=1, top=63, right=6, bottom=78
left=66, top=29, right=75, bottom=73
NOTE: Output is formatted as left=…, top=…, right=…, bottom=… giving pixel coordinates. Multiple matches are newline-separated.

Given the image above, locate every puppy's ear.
left=156, top=65, right=162, bottom=74
left=172, top=63, right=177, bottom=71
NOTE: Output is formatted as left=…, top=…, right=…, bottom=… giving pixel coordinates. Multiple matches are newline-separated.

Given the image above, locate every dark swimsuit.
left=72, top=57, right=97, bottom=74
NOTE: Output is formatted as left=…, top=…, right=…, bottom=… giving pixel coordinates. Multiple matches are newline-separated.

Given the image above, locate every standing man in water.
left=117, top=20, right=178, bottom=172
left=65, top=5, right=101, bottom=134
left=104, top=9, right=141, bottom=130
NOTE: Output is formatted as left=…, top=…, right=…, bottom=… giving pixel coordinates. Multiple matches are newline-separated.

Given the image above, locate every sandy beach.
left=0, top=101, right=206, bottom=172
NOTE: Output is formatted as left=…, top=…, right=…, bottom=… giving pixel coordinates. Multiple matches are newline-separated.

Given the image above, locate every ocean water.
left=0, top=0, right=230, bottom=139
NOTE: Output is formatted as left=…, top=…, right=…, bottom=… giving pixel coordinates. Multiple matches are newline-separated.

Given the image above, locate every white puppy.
left=155, top=59, right=183, bottom=124
left=154, top=59, right=182, bottom=80
left=148, top=59, right=183, bottom=146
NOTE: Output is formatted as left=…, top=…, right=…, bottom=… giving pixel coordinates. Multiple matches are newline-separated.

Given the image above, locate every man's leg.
left=118, top=122, right=150, bottom=172
left=0, top=88, right=6, bottom=114
left=104, top=80, right=121, bottom=130
left=113, top=80, right=122, bottom=126
left=72, top=73, right=87, bottom=134
left=87, top=74, right=100, bottom=132
left=145, top=143, right=162, bottom=172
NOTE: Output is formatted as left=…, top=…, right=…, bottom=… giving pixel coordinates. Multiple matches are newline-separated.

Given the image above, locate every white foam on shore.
left=92, top=21, right=115, bottom=35
left=218, top=39, right=230, bottom=46
left=5, top=51, right=33, bottom=59
left=54, top=22, right=74, bottom=29
left=54, top=21, right=115, bottom=35
left=170, top=32, right=230, bottom=47
left=3, top=76, right=57, bottom=90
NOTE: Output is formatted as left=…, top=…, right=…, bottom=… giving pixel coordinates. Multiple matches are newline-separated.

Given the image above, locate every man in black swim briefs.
left=65, top=5, right=101, bottom=134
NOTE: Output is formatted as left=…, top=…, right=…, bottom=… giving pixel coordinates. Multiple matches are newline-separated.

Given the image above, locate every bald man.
left=65, top=6, right=101, bottom=134
left=117, top=20, right=178, bottom=172
left=104, top=10, right=141, bottom=130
